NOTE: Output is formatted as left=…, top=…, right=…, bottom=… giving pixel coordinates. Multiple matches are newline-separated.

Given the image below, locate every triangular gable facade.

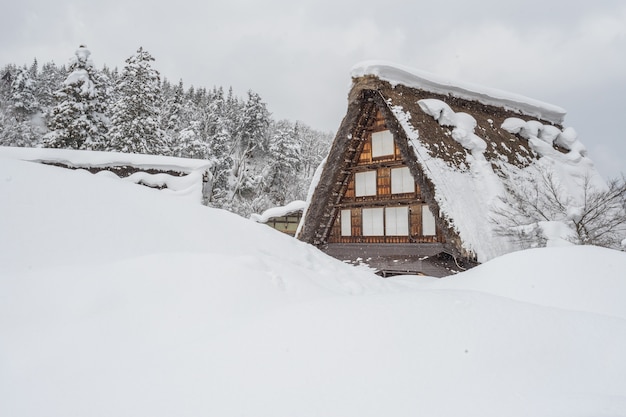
left=298, top=62, right=601, bottom=276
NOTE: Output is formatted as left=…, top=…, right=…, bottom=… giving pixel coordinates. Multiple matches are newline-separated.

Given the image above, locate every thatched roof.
left=298, top=62, right=601, bottom=262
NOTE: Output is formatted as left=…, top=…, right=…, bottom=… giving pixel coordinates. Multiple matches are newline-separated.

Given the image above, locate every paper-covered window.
left=385, top=206, right=409, bottom=236
left=341, top=209, right=352, bottom=236
left=371, top=130, right=394, bottom=158
left=362, top=207, right=384, bottom=236
left=422, top=205, right=437, bottom=236
left=355, top=171, right=377, bottom=197
left=391, top=167, right=415, bottom=194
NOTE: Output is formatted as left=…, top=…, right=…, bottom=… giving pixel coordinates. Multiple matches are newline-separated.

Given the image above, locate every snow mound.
left=502, top=118, right=587, bottom=158
left=400, top=245, right=626, bottom=320
left=418, top=98, right=487, bottom=154
left=1, top=156, right=625, bottom=417
left=0, top=157, right=377, bottom=293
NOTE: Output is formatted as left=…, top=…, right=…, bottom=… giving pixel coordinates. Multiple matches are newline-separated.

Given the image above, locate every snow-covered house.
left=297, top=62, right=603, bottom=276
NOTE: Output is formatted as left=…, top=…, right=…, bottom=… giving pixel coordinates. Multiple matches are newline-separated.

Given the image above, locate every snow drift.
left=1, top=157, right=625, bottom=417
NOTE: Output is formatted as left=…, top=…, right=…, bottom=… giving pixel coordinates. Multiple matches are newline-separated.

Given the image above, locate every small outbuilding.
left=250, top=200, right=306, bottom=236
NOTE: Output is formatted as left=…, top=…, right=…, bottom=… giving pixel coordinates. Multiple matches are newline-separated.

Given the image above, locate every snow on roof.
left=250, top=200, right=307, bottom=223
left=0, top=146, right=212, bottom=173
left=351, top=61, right=567, bottom=124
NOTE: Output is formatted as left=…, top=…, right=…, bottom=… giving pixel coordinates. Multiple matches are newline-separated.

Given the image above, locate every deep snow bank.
left=395, top=245, right=626, bottom=320
left=1, top=157, right=625, bottom=417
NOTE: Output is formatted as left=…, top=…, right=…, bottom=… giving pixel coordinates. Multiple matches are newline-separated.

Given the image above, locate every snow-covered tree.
left=228, top=90, right=270, bottom=209
left=107, top=47, right=168, bottom=154
left=208, top=113, right=234, bottom=205
left=232, top=90, right=270, bottom=171
left=0, top=65, right=13, bottom=95
left=43, top=46, right=111, bottom=150
left=265, top=120, right=302, bottom=206
left=176, top=122, right=210, bottom=160
left=163, top=79, right=209, bottom=158
left=163, top=79, right=186, bottom=133
left=297, top=122, right=333, bottom=180
left=29, top=59, right=38, bottom=78
left=0, top=53, right=336, bottom=218
left=7, top=66, right=39, bottom=121
left=35, top=62, right=67, bottom=109
left=101, top=65, right=120, bottom=101
left=491, top=168, right=626, bottom=250
left=0, top=65, right=43, bottom=147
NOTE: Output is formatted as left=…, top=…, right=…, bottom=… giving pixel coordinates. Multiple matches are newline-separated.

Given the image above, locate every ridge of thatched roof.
left=352, top=61, right=567, bottom=124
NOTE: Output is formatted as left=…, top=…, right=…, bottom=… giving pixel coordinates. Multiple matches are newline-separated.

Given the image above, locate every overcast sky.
left=2, top=0, right=625, bottom=178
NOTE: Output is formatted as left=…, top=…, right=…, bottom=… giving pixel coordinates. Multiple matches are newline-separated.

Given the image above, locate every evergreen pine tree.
left=265, top=120, right=302, bottom=206
left=236, top=90, right=270, bottom=156
left=0, top=65, right=43, bottom=147
left=107, top=47, right=168, bottom=155
left=224, top=90, right=270, bottom=213
left=164, top=79, right=185, bottom=133
left=8, top=66, right=39, bottom=120
left=297, top=122, right=333, bottom=180
left=0, top=54, right=335, bottom=217
left=0, top=65, right=14, bottom=98
left=43, top=45, right=110, bottom=150
left=29, top=59, right=38, bottom=78
left=205, top=89, right=234, bottom=206
left=35, top=62, right=65, bottom=109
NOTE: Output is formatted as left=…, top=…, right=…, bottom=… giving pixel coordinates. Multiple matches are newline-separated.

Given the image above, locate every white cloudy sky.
left=2, top=0, right=625, bottom=178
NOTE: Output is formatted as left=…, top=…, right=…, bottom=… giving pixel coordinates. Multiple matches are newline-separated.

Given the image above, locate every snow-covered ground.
left=1, top=157, right=625, bottom=417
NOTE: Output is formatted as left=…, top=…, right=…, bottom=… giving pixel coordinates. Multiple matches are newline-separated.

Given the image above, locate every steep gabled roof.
left=298, top=62, right=603, bottom=262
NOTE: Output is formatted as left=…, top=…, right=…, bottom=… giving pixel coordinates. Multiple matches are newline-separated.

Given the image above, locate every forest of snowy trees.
left=0, top=46, right=333, bottom=216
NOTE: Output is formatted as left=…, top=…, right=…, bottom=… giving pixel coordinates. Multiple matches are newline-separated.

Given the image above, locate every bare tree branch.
left=491, top=167, right=626, bottom=250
